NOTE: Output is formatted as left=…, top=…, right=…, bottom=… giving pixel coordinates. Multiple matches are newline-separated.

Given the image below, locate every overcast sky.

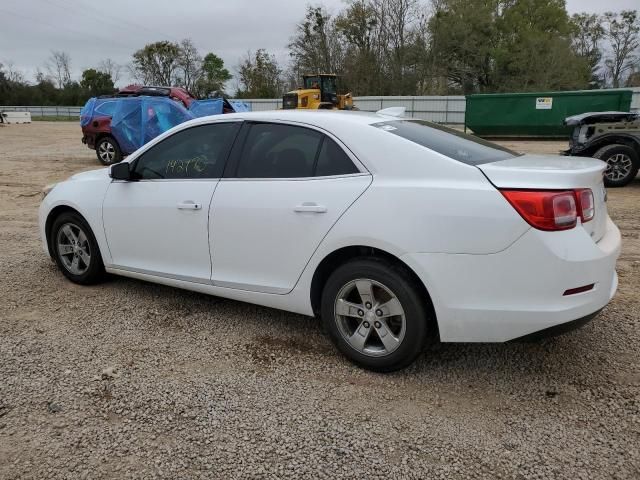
left=1, top=0, right=638, bottom=90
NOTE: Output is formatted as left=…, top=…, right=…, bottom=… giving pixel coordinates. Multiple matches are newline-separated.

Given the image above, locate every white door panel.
left=210, top=175, right=371, bottom=293
left=103, top=181, right=217, bottom=282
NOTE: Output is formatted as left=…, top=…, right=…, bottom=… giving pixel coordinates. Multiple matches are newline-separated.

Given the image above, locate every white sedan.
left=39, top=110, right=621, bottom=371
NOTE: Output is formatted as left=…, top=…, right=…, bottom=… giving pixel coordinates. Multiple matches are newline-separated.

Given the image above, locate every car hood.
left=68, top=167, right=110, bottom=182
left=563, top=111, right=637, bottom=126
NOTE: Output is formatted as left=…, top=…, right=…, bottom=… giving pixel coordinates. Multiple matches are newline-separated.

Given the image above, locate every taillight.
left=576, top=188, right=594, bottom=222
left=500, top=190, right=582, bottom=231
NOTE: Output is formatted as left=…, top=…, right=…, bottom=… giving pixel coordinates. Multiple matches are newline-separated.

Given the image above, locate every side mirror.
left=110, top=162, right=132, bottom=181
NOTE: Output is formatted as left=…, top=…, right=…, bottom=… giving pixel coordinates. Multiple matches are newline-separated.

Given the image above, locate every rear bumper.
left=510, top=309, right=602, bottom=342
left=82, top=134, right=96, bottom=149
left=402, top=216, right=621, bottom=342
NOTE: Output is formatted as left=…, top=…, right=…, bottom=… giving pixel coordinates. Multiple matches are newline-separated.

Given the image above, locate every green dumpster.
left=465, top=89, right=633, bottom=138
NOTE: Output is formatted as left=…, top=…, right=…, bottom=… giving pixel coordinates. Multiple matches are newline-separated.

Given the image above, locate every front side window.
left=133, top=123, right=239, bottom=180
left=372, top=120, right=520, bottom=165
left=305, top=77, right=320, bottom=89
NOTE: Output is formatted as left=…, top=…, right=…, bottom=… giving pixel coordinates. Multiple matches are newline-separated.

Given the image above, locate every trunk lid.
left=477, top=155, right=608, bottom=241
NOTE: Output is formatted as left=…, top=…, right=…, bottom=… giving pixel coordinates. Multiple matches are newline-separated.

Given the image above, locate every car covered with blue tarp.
left=81, top=95, right=251, bottom=165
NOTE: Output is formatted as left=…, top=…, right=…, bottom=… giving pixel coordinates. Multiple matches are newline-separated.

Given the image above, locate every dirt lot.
left=0, top=122, right=638, bottom=479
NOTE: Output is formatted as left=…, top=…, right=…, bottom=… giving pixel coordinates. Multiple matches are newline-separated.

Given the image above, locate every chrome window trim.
left=217, top=172, right=371, bottom=182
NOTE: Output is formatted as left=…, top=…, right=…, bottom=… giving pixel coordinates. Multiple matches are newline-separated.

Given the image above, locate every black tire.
left=50, top=212, right=105, bottom=285
left=593, top=144, right=639, bottom=188
left=95, top=136, right=122, bottom=166
left=321, top=257, right=431, bottom=372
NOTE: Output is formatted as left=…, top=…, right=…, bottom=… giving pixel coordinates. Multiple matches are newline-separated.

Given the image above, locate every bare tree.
left=370, top=0, right=421, bottom=94
left=46, top=51, right=72, bottom=88
left=34, top=68, right=50, bottom=84
left=98, top=58, right=122, bottom=84
left=288, top=6, right=345, bottom=76
left=177, top=39, right=203, bottom=92
left=602, top=10, right=640, bottom=88
left=2, top=60, right=25, bottom=83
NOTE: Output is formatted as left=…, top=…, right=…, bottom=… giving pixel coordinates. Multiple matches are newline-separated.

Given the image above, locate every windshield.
left=304, top=77, right=320, bottom=89
left=372, top=120, right=520, bottom=165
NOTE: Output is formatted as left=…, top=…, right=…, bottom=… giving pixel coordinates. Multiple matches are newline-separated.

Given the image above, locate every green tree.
left=194, top=53, right=232, bottom=97
left=428, top=0, right=589, bottom=93
left=0, top=64, right=10, bottom=104
left=571, top=13, right=605, bottom=87
left=132, top=40, right=182, bottom=85
left=493, top=0, right=589, bottom=92
left=59, top=81, right=84, bottom=105
left=335, top=0, right=382, bottom=94
left=236, top=49, right=283, bottom=98
left=80, top=68, right=115, bottom=97
left=428, top=0, right=500, bottom=93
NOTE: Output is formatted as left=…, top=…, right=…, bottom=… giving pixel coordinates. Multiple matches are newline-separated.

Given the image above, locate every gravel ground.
left=0, top=122, right=639, bottom=479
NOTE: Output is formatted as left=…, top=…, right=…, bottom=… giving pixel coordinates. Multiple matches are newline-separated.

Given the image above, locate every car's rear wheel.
left=96, top=136, right=122, bottom=165
left=321, top=258, right=430, bottom=372
left=594, top=144, right=639, bottom=187
left=51, top=212, right=105, bottom=285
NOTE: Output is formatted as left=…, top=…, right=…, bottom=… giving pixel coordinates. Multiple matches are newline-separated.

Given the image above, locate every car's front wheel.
left=594, top=144, right=639, bottom=187
left=96, top=136, right=122, bottom=166
left=321, top=258, right=431, bottom=372
left=51, top=212, right=105, bottom=284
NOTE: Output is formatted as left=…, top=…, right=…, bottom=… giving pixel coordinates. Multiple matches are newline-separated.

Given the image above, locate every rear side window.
left=133, top=123, right=239, bottom=180
left=236, top=123, right=359, bottom=178
left=372, top=120, right=519, bottom=165
left=94, top=101, right=117, bottom=117
left=316, top=137, right=359, bottom=176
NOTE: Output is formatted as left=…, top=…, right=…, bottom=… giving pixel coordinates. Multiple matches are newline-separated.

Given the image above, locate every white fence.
left=228, top=96, right=466, bottom=124
left=0, top=105, right=82, bottom=118
left=0, top=96, right=467, bottom=124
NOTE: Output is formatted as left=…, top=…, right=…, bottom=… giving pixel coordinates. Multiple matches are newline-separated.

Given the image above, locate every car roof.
left=195, top=109, right=396, bottom=129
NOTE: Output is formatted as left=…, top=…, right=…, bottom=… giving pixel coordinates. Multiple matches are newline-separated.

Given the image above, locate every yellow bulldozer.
left=282, top=74, right=355, bottom=110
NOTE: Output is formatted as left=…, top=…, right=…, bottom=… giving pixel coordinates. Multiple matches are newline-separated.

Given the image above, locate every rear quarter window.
left=94, top=101, right=117, bottom=117
left=372, top=120, right=519, bottom=165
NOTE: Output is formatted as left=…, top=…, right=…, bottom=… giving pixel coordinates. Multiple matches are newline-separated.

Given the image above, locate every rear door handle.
left=294, top=203, right=327, bottom=213
left=177, top=201, right=202, bottom=210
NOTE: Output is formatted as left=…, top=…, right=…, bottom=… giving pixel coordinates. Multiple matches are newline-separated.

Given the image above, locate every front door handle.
left=294, top=203, right=327, bottom=213
left=177, top=201, right=202, bottom=210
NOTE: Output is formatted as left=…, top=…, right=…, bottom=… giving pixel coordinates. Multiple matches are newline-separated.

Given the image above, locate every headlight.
left=42, top=183, right=58, bottom=198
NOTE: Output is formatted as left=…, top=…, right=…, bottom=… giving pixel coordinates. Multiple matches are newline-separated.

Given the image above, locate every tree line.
left=288, top=1, right=639, bottom=95
left=0, top=39, right=232, bottom=106
left=1, top=0, right=638, bottom=106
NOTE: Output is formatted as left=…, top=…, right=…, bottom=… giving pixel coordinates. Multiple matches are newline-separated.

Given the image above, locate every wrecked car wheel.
left=594, top=144, right=639, bottom=188
left=96, top=136, right=122, bottom=166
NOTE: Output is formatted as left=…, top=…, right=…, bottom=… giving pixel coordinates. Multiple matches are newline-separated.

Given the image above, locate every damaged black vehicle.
left=564, top=111, right=640, bottom=187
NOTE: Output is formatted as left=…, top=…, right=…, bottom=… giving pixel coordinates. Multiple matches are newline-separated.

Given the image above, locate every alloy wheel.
left=98, top=141, right=116, bottom=163
left=334, top=278, right=406, bottom=357
left=56, top=223, right=91, bottom=275
left=605, top=153, right=633, bottom=182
